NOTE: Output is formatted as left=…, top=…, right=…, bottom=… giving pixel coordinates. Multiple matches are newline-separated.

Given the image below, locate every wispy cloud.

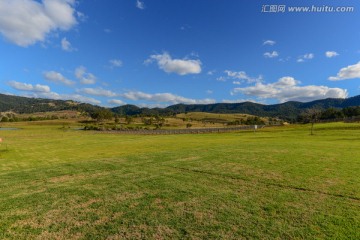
left=325, top=51, right=339, bottom=58
left=216, top=70, right=262, bottom=84
left=77, top=87, right=117, bottom=97
left=108, top=99, right=126, bottom=106
left=109, top=59, right=123, bottom=68
left=263, top=40, right=276, bottom=46
left=225, top=70, right=263, bottom=84
left=43, top=71, right=75, bottom=85
left=297, top=53, right=314, bottom=62
left=136, top=0, right=145, bottom=10
left=222, top=99, right=262, bottom=104
left=61, top=37, right=76, bottom=52
left=8, top=81, right=50, bottom=93
left=75, top=66, right=97, bottom=84
left=121, top=91, right=215, bottom=105
left=264, top=51, right=279, bottom=58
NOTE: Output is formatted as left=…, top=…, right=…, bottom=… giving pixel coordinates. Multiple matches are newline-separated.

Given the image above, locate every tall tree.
left=301, top=109, right=322, bottom=135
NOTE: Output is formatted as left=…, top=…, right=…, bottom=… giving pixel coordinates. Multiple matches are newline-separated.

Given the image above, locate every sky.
left=1, top=0, right=360, bottom=107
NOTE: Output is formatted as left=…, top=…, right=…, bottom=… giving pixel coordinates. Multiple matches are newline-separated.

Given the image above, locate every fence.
left=318, top=117, right=360, bottom=123
left=99, top=125, right=265, bottom=135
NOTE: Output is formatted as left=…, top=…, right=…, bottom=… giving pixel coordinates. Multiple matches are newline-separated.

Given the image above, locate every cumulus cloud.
left=263, top=40, right=276, bottom=46
left=121, top=91, right=215, bottom=105
left=136, top=0, right=145, bottom=9
left=43, top=71, right=75, bottom=85
left=146, top=52, right=202, bottom=75
left=108, top=99, right=126, bottom=105
left=297, top=53, right=314, bottom=62
left=109, top=59, right=123, bottom=68
left=264, top=51, right=279, bottom=58
left=329, top=61, right=360, bottom=81
left=61, top=37, right=76, bottom=52
left=0, top=0, right=78, bottom=47
left=75, top=66, right=96, bottom=84
left=8, top=81, right=50, bottom=93
left=325, top=51, right=339, bottom=58
left=77, top=87, right=117, bottom=97
left=232, top=76, right=348, bottom=102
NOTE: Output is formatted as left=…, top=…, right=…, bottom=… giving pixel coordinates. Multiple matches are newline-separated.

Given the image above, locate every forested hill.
left=1, top=93, right=360, bottom=120
left=112, top=95, right=360, bottom=120
left=0, top=93, right=103, bottom=114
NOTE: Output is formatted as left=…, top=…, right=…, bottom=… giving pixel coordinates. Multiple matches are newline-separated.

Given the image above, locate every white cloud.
left=222, top=99, right=262, bottom=104
left=207, top=70, right=216, bottom=75
left=54, top=93, right=101, bottom=105
left=108, top=99, right=126, bottom=105
left=28, top=91, right=100, bottom=105
left=43, top=71, right=75, bottom=85
left=121, top=91, right=215, bottom=105
left=0, top=0, right=77, bottom=47
left=329, top=61, right=360, bottom=81
left=75, top=66, right=96, bottom=84
left=109, top=59, right=123, bottom=68
left=146, top=52, right=202, bottom=75
left=206, top=90, right=213, bottom=94
left=263, top=40, right=276, bottom=46
left=232, top=76, right=348, bottom=102
left=77, top=87, right=117, bottom=97
left=8, top=81, right=50, bottom=93
left=61, top=37, right=76, bottom=52
left=297, top=53, right=314, bottom=62
left=136, top=0, right=145, bottom=10
left=8, top=80, right=101, bottom=105
left=224, top=70, right=263, bottom=84
left=325, top=51, right=339, bottom=58
left=304, top=53, right=314, bottom=59
left=264, top=51, right=279, bottom=58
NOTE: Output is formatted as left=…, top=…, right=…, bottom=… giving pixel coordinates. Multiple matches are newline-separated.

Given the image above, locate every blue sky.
left=1, top=0, right=360, bottom=107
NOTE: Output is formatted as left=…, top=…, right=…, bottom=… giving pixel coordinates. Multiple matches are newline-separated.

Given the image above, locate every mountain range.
left=1, top=93, right=360, bottom=120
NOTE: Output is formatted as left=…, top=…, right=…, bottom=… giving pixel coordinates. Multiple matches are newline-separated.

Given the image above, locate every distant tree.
left=301, top=109, right=322, bottom=135
left=125, top=115, right=133, bottom=125
left=90, top=109, right=113, bottom=122
left=186, top=123, right=192, bottom=128
left=320, top=108, right=344, bottom=120
left=114, top=115, right=120, bottom=124
left=1, top=116, right=9, bottom=122
left=343, top=106, right=360, bottom=117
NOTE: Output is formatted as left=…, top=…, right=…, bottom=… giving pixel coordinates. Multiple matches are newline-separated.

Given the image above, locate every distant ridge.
left=113, top=95, right=360, bottom=120
left=0, top=93, right=104, bottom=114
left=1, top=93, right=360, bottom=120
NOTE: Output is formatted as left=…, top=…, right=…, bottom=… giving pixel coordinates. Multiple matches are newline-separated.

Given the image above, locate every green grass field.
left=0, top=122, right=359, bottom=239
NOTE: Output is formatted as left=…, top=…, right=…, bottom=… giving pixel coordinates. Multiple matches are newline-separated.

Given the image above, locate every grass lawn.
left=0, top=122, right=359, bottom=239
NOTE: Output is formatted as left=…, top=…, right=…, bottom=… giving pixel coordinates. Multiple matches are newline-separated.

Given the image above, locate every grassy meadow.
left=0, top=121, right=359, bottom=239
